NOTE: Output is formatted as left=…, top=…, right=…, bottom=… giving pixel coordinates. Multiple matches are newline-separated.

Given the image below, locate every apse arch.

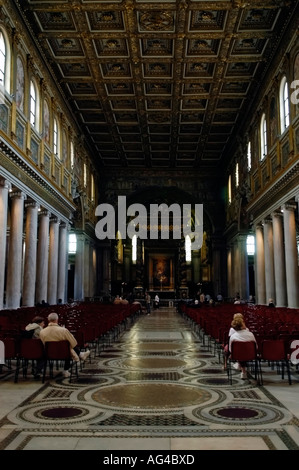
left=121, top=185, right=214, bottom=237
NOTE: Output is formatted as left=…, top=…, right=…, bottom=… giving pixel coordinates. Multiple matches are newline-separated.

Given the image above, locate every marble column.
left=238, top=235, right=249, bottom=302
left=283, top=203, right=299, bottom=308
left=227, top=246, right=232, bottom=299
left=36, top=210, right=49, bottom=304
left=22, top=201, right=39, bottom=307
left=47, top=216, right=59, bottom=306
left=272, top=211, right=287, bottom=307
left=232, top=241, right=240, bottom=297
left=6, top=190, right=26, bottom=309
left=89, top=243, right=96, bottom=298
left=102, top=246, right=111, bottom=295
left=255, top=223, right=266, bottom=305
left=211, top=237, right=221, bottom=299
left=263, top=217, right=275, bottom=305
left=0, top=178, right=10, bottom=310
left=74, top=234, right=84, bottom=301
left=84, top=239, right=90, bottom=299
left=57, top=222, right=68, bottom=303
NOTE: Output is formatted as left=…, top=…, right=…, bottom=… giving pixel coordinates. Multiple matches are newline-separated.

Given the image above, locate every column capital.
left=59, top=221, right=67, bottom=229
left=272, top=210, right=283, bottom=218
left=25, top=200, right=39, bottom=210
left=0, top=177, right=11, bottom=191
left=236, top=233, right=248, bottom=243
left=263, top=217, right=272, bottom=225
left=38, top=208, right=49, bottom=217
left=282, top=202, right=297, bottom=212
left=9, top=189, right=26, bottom=200
left=50, top=215, right=59, bottom=224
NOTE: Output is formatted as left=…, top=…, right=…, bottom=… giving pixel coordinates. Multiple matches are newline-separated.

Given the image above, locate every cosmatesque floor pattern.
left=1, top=307, right=299, bottom=451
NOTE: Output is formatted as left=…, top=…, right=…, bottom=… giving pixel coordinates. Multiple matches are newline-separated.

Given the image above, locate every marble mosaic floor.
left=1, top=307, right=299, bottom=451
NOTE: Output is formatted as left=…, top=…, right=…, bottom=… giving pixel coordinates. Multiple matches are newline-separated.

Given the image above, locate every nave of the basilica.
left=0, top=1, right=298, bottom=453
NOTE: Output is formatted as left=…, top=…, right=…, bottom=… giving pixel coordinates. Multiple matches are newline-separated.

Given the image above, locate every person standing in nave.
left=145, top=292, right=151, bottom=315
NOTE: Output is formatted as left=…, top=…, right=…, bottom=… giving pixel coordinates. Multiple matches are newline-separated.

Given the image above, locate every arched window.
left=235, top=162, right=239, bottom=187
left=116, top=231, right=123, bottom=263
left=91, top=173, right=95, bottom=202
left=228, top=174, right=232, bottom=204
left=279, top=76, right=290, bottom=132
left=83, top=163, right=87, bottom=187
left=70, top=141, right=74, bottom=169
left=260, top=113, right=267, bottom=160
left=29, top=80, right=37, bottom=127
left=292, top=53, right=299, bottom=115
left=132, top=234, right=137, bottom=264
left=0, top=29, right=11, bottom=96
left=247, top=141, right=251, bottom=171
left=0, top=32, right=5, bottom=88
left=246, top=235, right=255, bottom=255
left=185, top=235, right=191, bottom=262
left=53, top=117, right=58, bottom=156
left=68, top=233, right=77, bottom=254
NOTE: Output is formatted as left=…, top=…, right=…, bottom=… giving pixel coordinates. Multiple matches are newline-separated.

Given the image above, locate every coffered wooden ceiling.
left=16, top=1, right=298, bottom=171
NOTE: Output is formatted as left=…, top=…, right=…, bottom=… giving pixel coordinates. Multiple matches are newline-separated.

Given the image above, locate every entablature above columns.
left=0, top=139, right=76, bottom=222
left=246, top=160, right=299, bottom=225
left=251, top=198, right=298, bottom=229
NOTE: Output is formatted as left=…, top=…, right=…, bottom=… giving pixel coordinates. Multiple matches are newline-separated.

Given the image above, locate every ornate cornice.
left=0, top=137, right=76, bottom=221
left=246, top=160, right=299, bottom=223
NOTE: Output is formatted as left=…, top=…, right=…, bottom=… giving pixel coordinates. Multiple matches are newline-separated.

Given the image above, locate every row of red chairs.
left=1, top=337, right=79, bottom=383
left=227, top=339, right=293, bottom=385
left=181, top=302, right=299, bottom=385
left=0, top=302, right=142, bottom=381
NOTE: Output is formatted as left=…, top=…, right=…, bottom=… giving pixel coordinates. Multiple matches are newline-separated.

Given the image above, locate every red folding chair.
left=260, top=339, right=292, bottom=385
left=228, top=341, right=261, bottom=385
left=42, top=340, right=78, bottom=383
left=15, top=338, right=45, bottom=382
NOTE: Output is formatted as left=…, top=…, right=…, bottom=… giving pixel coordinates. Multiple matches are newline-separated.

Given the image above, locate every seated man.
left=40, top=312, right=90, bottom=377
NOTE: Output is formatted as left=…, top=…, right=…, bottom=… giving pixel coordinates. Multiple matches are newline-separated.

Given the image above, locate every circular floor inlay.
left=202, top=377, right=229, bottom=385
left=81, top=368, right=114, bottom=374
left=40, top=407, right=83, bottom=419
left=75, top=377, right=105, bottom=384
left=217, top=407, right=259, bottom=419
left=92, top=383, right=211, bottom=408
left=122, top=357, right=186, bottom=369
left=201, top=368, right=223, bottom=374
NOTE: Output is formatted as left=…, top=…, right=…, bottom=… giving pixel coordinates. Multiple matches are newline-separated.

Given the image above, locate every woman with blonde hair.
left=223, top=313, right=245, bottom=370
left=229, top=316, right=257, bottom=379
